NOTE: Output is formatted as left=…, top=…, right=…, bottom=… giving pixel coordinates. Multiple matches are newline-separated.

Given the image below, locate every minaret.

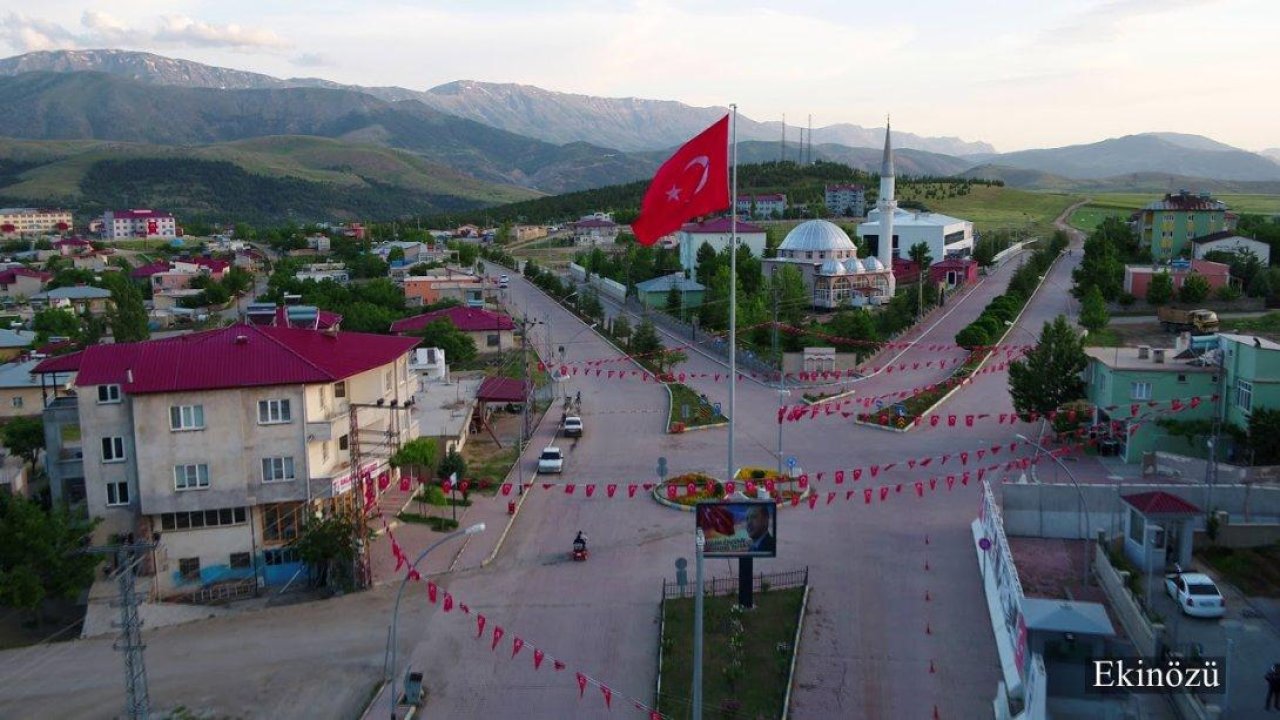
left=877, top=119, right=897, bottom=295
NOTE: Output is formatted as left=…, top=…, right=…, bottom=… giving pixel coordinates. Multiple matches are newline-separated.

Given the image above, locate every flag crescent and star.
left=631, top=114, right=730, bottom=246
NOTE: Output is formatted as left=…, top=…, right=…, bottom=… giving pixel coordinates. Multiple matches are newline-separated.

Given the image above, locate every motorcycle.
left=571, top=543, right=588, bottom=562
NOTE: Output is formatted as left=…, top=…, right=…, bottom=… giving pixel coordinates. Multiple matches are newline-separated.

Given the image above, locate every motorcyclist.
left=573, top=530, right=587, bottom=554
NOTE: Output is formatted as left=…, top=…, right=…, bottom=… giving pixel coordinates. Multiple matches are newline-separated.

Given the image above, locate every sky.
left=0, top=0, right=1277, bottom=153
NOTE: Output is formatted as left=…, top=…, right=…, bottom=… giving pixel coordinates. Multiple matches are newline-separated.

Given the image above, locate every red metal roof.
left=130, top=260, right=171, bottom=279
left=390, top=306, right=514, bottom=334
left=31, top=324, right=418, bottom=394
left=110, top=209, right=174, bottom=220
left=0, top=267, right=52, bottom=284
left=679, top=217, right=765, bottom=234
left=1121, top=491, right=1201, bottom=515
left=476, top=376, right=528, bottom=402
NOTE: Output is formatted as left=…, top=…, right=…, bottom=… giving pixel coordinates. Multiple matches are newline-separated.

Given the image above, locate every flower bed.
left=654, top=469, right=808, bottom=508
left=854, top=350, right=988, bottom=429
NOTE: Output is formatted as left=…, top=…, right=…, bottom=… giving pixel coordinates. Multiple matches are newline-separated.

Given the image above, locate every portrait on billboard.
left=695, top=501, right=777, bottom=558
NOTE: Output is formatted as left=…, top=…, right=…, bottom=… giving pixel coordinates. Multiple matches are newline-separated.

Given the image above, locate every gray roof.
left=0, top=328, right=35, bottom=348
left=0, top=358, right=73, bottom=389
left=635, top=273, right=706, bottom=293
left=1021, top=598, right=1116, bottom=637
left=33, top=286, right=112, bottom=300
left=779, top=220, right=856, bottom=252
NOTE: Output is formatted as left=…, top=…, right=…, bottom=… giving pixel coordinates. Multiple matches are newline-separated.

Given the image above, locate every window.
left=257, top=399, right=292, bottom=424
left=263, top=548, right=301, bottom=566
left=10, top=396, right=21, bottom=408
left=1128, top=509, right=1145, bottom=545
left=229, top=552, right=252, bottom=569
left=101, top=436, right=125, bottom=462
left=1177, top=374, right=1187, bottom=384
left=487, top=334, right=500, bottom=347
left=178, top=558, right=201, bottom=581
left=97, top=384, right=121, bottom=404
left=1129, top=382, right=1152, bottom=400
left=261, top=457, right=296, bottom=483
left=1236, top=379, right=1253, bottom=412
left=339, top=434, right=349, bottom=451
left=262, top=502, right=303, bottom=543
left=106, top=480, right=129, bottom=506
left=169, top=404, right=205, bottom=431
left=334, top=381, right=346, bottom=398
left=159, top=507, right=246, bottom=531
left=174, top=463, right=210, bottom=490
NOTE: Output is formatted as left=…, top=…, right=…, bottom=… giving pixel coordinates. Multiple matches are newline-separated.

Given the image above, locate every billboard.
left=696, top=501, right=777, bottom=558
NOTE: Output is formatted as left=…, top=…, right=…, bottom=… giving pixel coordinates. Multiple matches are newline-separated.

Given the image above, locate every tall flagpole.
left=728, top=104, right=738, bottom=488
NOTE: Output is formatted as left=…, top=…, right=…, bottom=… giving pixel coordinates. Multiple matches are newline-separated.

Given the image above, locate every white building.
left=101, top=209, right=178, bottom=240
left=1191, top=232, right=1271, bottom=266
left=573, top=219, right=620, bottom=245
left=735, top=193, right=788, bottom=219
left=34, top=324, right=421, bottom=598
left=825, top=185, right=866, bottom=217
left=295, top=263, right=350, bottom=284
left=677, top=217, right=768, bottom=274
left=0, top=207, right=72, bottom=235
left=761, top=220, right=894, bottom=309
left=857, top=208, right=974, bottom=264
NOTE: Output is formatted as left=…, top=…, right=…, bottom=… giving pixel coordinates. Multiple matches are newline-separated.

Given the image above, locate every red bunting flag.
left=607, top=484, right=617, bottom=498
left=948, top=415, right=957, bottom=426
left=685, top=482, right=696, bottom=496
left=725, top=481, right=736, bottom=494
left=476, top=614, right=487, bottom=638
left=565, top=484, right=576, bottom=495
left=798, top=474, right=809, bottom=488
left=666, top=485, right=678, bottom=500
left=628, top=484, right=638, bottom=498
left=835, top=470, right=845, bottom=484
left=965, top=415, right=975, bottom=427
left=915, top=481, right=924, bottom=497
left=534, top=648, right=545, bottom=669
left=501, top=483, right=512, bottom=496
left=864, top=488, right=872, bottom=504
left=399, top=474, right=411, bottom=492
left=554, top=660, right=567, bottom=671
left=443, top=593, right=453, bottom=612
left=576, top=672, right=589, bottom=697
left=827, top=492, right=836, bottom=505
left=491, top=625, right=505, bottom=651
left=745, top=480, right=756, bottom=494
left=852, top=468, right=862, bottom=481
left=427, top=581, right=438, bottom=604
left=879, top=486, right=889, bottom=501
left=512, top=636, right=524, bottom=658
left=807, top=495, right=817, bottom=509
left=870, top=464, right=880, bottom=478
left=585, top=484, right=596, bottom=497
left=960, top=451, right=969, bottom=465
left=601, top=686, right=613, bottom=709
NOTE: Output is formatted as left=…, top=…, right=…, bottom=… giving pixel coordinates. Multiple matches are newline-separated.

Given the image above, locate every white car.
left=537, top=446, right=564, bottom=474
left=1165, top=571, right=1226, bottom=618
left=499, top=274, right=510, bottom=288
left=563, top=416, right=583, bottom=438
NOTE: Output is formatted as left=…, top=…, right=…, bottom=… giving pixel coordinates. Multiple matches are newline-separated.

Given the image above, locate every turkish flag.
left=630, top=116, right=730, bottom=245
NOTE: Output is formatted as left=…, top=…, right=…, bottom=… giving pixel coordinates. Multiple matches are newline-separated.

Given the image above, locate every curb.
left=780, top=581, right=812, bottom=720
left=670, top=419, right=729, bottom=435
left=799, top=388, right=858, bottom=406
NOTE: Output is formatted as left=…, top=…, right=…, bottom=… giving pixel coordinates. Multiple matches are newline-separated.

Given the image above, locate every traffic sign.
left=786, top=456, right=797, bottom=469
left=978, top=537, right=992, bottom=551
left=874, top=399, right=884, bottom=409
left=713, top=402, right=722, bottom=415
left=657, top=456, right=668, bottom=480
left=682, top=404, right=691, bottom=419
left=894, top=404, right=907, bottom=417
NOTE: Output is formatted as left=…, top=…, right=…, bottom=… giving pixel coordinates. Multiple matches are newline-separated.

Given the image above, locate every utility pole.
left=807, top=114, right=812, bottom=164
left=86, top=538, right=159, bottom=720
left=780, top=113, right=785, bottom=164
left=1205, top=346, right=1225, bottom=514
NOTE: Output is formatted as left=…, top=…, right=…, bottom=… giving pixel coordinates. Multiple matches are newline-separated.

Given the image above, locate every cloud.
left=0, top=13, right=80, bottom=52
left=1046, top=0, right=1221, bottom=45
left=292, top=52, right=334, bottom=68
left=0, top=11, right=291, bottom=54
left=155, top=15, right=290, bottom=50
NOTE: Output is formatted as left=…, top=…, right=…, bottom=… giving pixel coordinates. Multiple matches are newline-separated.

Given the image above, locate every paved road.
left=0, top=225, right=1086, bottom=720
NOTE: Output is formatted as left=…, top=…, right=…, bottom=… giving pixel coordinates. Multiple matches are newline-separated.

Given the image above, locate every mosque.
left=761, top=125, right=899, bottom=309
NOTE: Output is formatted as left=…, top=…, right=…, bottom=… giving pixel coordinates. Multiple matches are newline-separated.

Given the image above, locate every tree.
left=99, top=272, right=150, bottom=342
left=390, top=437, right=439, bottom=482
left=0, top=494, right=100, bottom=621
left=1, top=417, right=45, bottom=466
left=908, top=241, right=933, bottom=269
left=292, top=511, right=364, bottom=590
left=349, top=254, right=389, bottom=279
left=1145, top=272, right=1174, bottom=306
left=770, top=264, right=810, bottom=326
left=954, top=323, right=991, bottom=350
left=438, top=449, right=468, bottom=488
left=1079, top=285, right=1110, bottom=333
left=411, top=319, right=478, bottom=365
left=611, top=315, right=632, bottom=345
left=496, top=221, right=513, bottom=245
left=631, top=318, right=663, bottom=357
left=695, top=242, right=718, bottom=286
left=1008, top=316, right=1087, bottom=417
left=1178, top=272, right=1211, bottom=304
left=32, top=309, right=80, bottom=343
left=665, top=284, right=683, bottom=317
left=1247, top=408, right=1280, bottom=465
left=654, top=349, right=688, bottom=376
left=386, top=246, right=406, bottom=264
left=578, top=290, right=603, bottom=321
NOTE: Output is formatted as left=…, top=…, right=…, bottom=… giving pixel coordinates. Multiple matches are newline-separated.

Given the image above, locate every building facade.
left=34, top=324, right=421, bottom=597
left=1136, top=191, right=1230, bottom=262
left=825, top=184, right=866, bottom=217
left=735, top=194, right=788, bottom=219
left=1123, top=259, right=1231, bottom=299
left=102, top=210, right=178, bottom=240
left=1191, top=232, right=1271, bottom=266
left=0, top=267, right=51, bottom=300
left=390, top=306, right=515, bottom=352
left=676, top=218, right=768, bottom=274
left=761, top=219, right=894, bottom=309
left=0, top=208, right=72, bottom=236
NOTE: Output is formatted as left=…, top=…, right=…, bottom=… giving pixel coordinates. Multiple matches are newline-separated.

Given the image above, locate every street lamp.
left=776, top=384, right=792, bottom=476
left=692, top=528, right=705, bottom=720
left=1017, top=433, right=1092, bottom=585
left=387, top=522, right=486, bottom=720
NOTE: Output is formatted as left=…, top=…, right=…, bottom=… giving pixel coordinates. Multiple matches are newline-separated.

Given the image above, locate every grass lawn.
left=898, top=185, right=1082, bottom=238
left=668, top=382, right=728, bottom=430
left=1068, top=204, right=1132, bottom=232
left=1219, top=312, right=1280, bottom=334
left=1198, top=545, right=1280, bottom=597
left=1089, top=192, right=1280, bottom=216
left=1083, top=326, right=1124, bottom=347
left=461, top=436, right=519, bottom=497
left=658, top=587, right=804, bottom=719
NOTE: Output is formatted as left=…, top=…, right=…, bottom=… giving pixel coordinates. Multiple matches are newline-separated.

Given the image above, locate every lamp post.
left=387, top=522, right=486, bottom=720
left=1017, top=433, right=1092, bottom=585
left=692, top=527, right=705, bottom=720
left=776, top=384, right=791, bottom=476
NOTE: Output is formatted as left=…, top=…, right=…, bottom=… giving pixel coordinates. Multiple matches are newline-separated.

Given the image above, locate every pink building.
left=1124, top=259, right=1231, bottom=300
left=930, top=258, right=979, bottom=287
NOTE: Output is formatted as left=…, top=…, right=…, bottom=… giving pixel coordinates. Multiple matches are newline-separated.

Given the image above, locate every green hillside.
left=0, top=136, right=540, bottom=224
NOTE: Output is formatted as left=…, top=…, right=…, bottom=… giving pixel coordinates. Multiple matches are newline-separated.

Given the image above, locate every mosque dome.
left=862, top=256, right=884, bottom=271
left=819, top=259, right=847, bottom=276
left=843, top=257, right=865, bottom=274
left=778, top=219, right=856, bottom=253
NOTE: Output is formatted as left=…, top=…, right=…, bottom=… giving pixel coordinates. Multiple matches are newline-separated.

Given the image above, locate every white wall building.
left=824, top=185, right=866, bottom=217
left=101, top=209, right=178, bottom=240
left=0, top=207, right=72, bottom=235
left=677, top=217, right=768, bottom=274
left=295, top=263, right=350, bottom=284
left=857, top=208, right=974, bottom=264
left=35, top=324, right=421, bottom=598
left=735, top=194, right=788, bottom=219
left=1191, top=232, right=1271, bottom=266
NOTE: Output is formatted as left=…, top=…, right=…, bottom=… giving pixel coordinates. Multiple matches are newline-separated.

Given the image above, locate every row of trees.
left=956, top=230, right=1070, bottom=349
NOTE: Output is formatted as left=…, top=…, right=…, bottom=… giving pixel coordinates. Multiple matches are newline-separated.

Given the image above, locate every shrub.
left=1215, top=285, right=1242, bottom=301
left=955, top=323, right=990, bottom=350
left=1117, top=292, right=1136, bottom=307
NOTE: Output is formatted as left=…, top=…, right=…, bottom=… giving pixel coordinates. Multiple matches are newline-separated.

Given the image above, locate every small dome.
left=863, top=256, right=884, bottom=271
left=778, top=219, right=856, bottom=253
left=843, top=258, right=865, bottom=274
left=819, top=259, right=846, bottom=276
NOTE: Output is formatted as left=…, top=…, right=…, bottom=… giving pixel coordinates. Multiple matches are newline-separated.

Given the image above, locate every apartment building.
left=101, top=209, right=178, bottom=240
left=824, top=184, right=866, bottom=217
left=34, top=323, right=421, bottom=597
left=0, top=208, right=72, bottom=235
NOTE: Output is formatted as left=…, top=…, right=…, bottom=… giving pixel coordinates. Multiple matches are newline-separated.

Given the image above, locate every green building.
left=1137, top=190, right=1230, bottom=262
left=635, top=272, right=705, bottom=313
left=1084, top=334, right=1279, bottom=463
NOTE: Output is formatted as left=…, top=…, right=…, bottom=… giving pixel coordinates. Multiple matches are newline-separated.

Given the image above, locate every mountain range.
left=0, top=49, right=1277, bottom=222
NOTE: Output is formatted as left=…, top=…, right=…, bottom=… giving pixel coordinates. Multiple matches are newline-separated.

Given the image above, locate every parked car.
left=499, top=274, right=510, bottom=288
left=1165, top=571, right=1226, bottom=618
left=563, top=416, right=583, bottom=438
left=537, top=446, right=564, bottom=474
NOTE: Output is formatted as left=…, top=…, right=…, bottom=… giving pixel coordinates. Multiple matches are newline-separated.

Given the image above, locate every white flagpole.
left=728, top=105, right=738, bottom=486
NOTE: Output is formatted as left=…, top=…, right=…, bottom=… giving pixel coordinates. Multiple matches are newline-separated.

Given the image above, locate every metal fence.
left=661, top=566, right=809, bottom=600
